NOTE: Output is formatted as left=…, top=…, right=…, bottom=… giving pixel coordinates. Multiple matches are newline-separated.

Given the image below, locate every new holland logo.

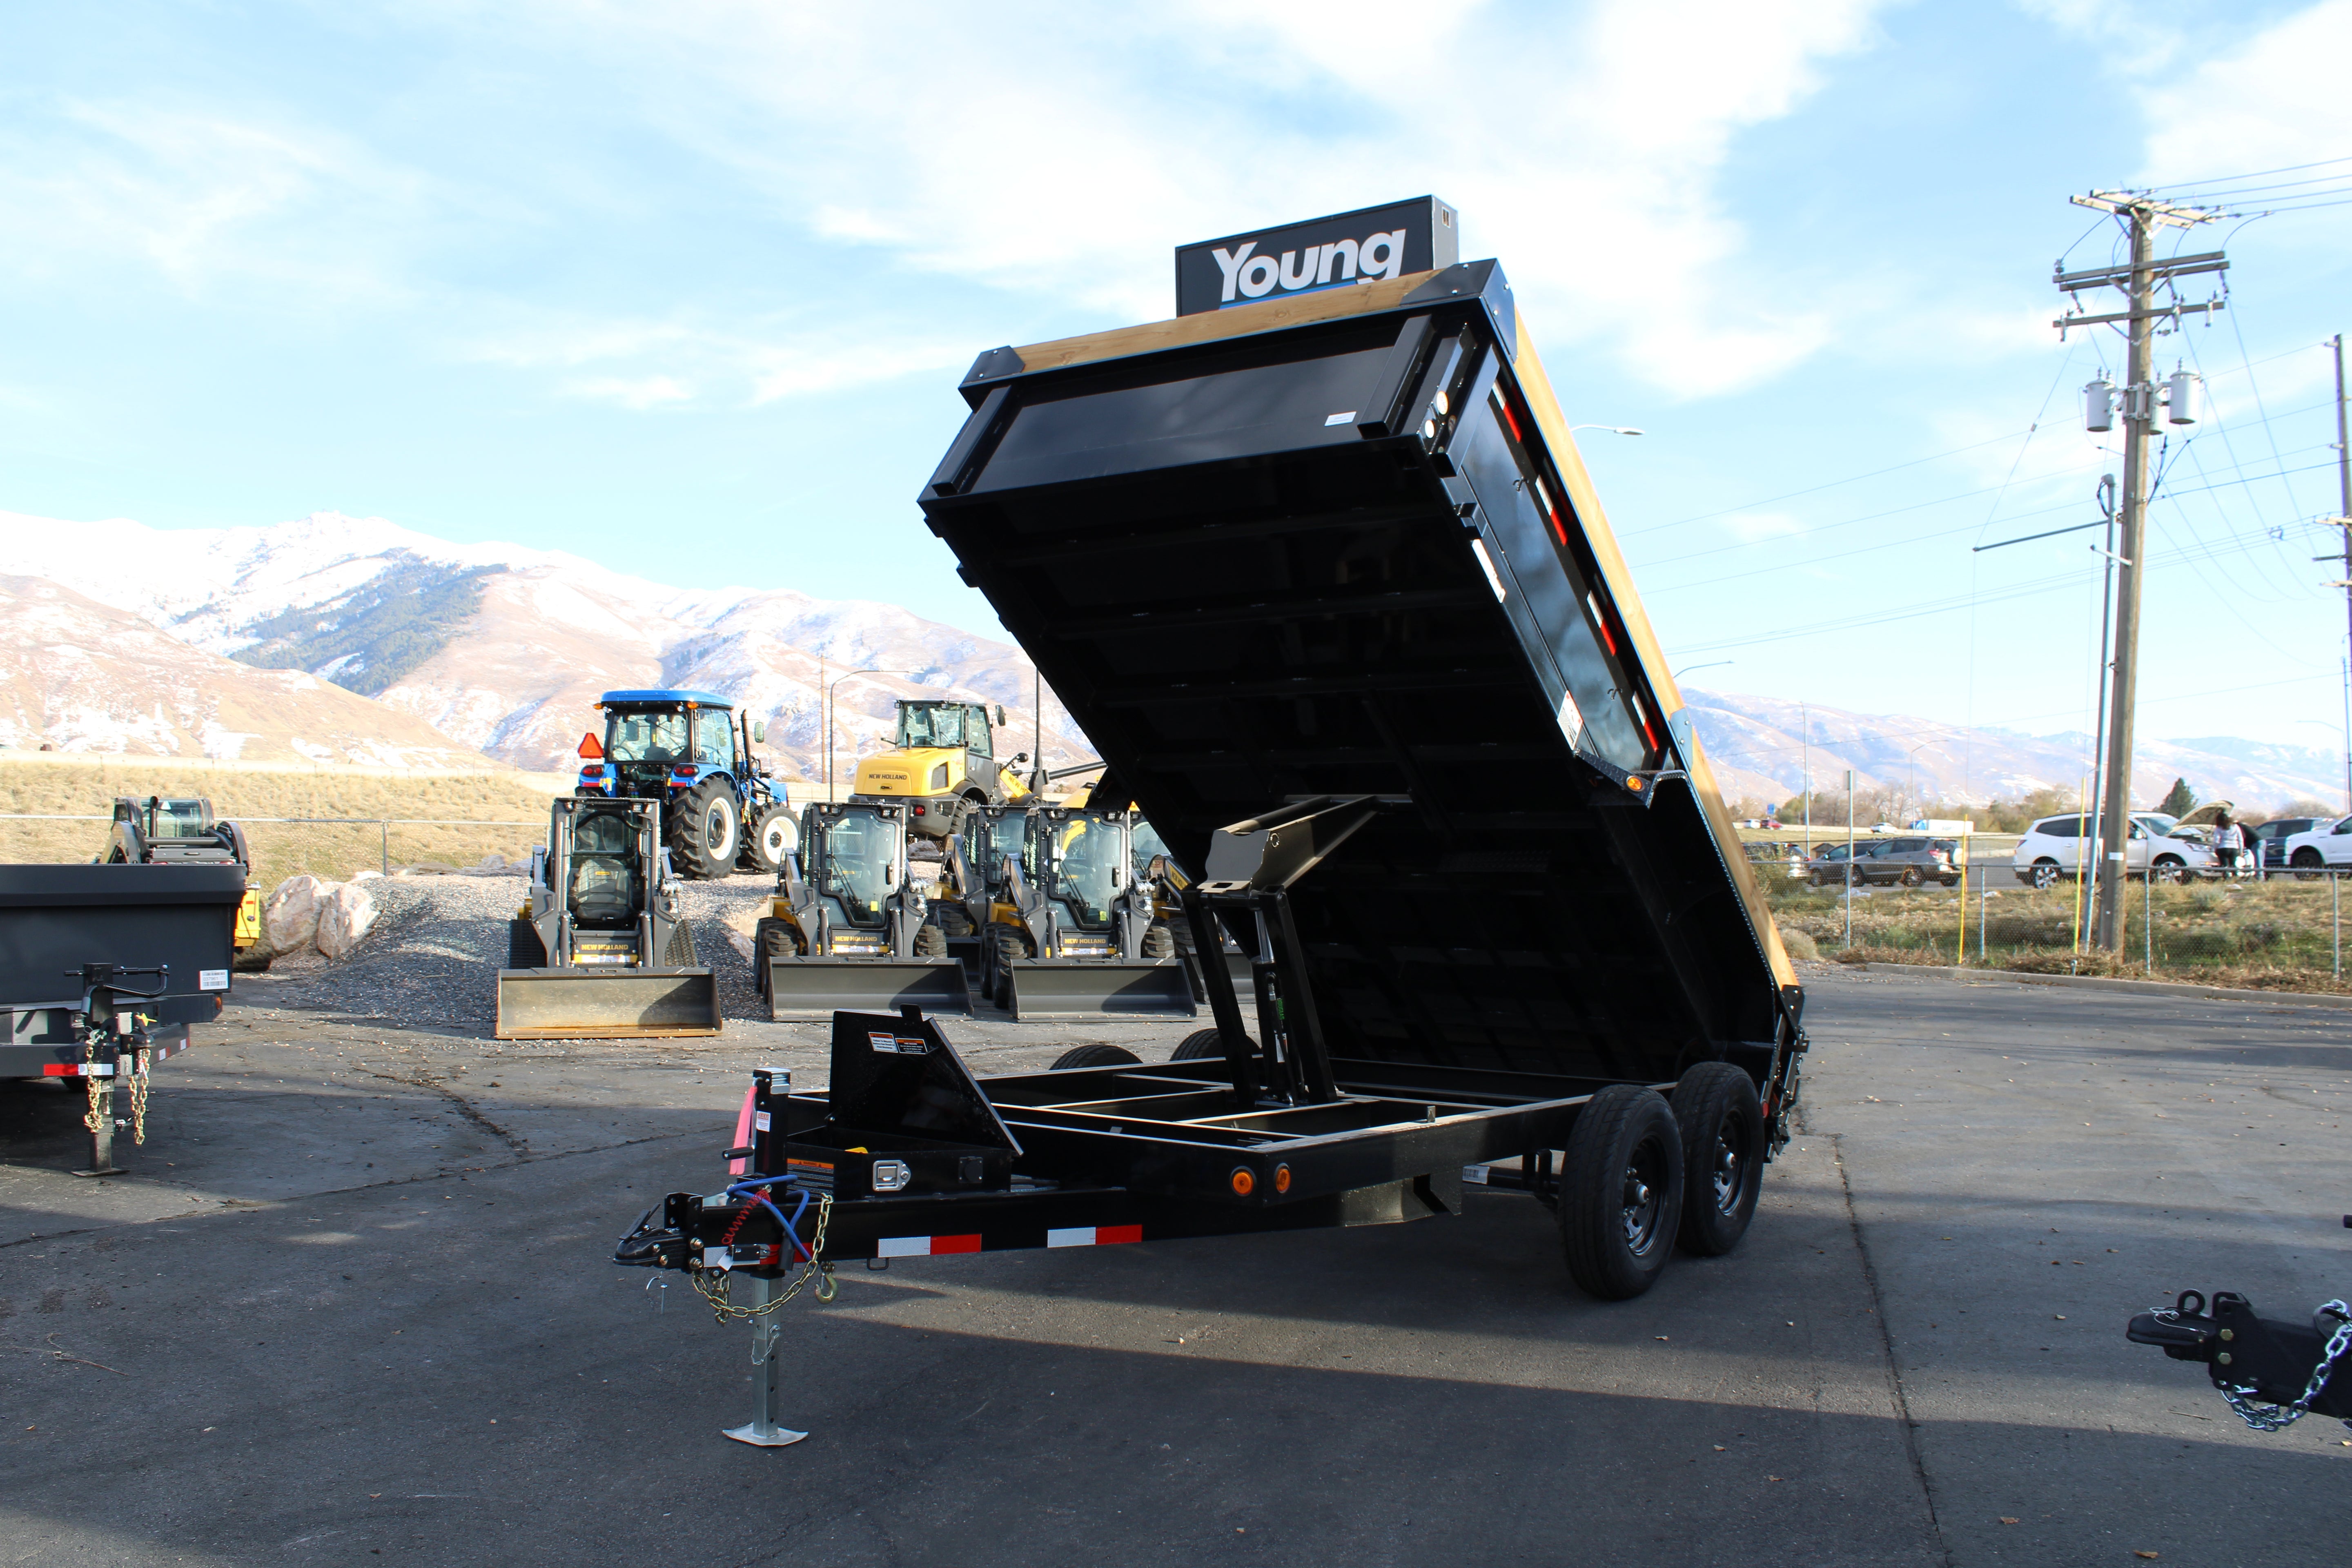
left=1209, top=229, right=1410, bottom=304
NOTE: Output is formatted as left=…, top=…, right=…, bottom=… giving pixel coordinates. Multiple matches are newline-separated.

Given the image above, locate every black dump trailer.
left=0, top=863, right=242, bottom=1175
left=615, top=260, right=1808, bottom=1439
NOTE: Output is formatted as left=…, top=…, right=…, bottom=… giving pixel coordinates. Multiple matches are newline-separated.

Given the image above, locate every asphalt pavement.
left=2, top=970, right=2348, bottom=1565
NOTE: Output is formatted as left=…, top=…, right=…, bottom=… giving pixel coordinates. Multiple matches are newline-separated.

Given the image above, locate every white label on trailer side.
left=199, top=969, right=228, bottom=991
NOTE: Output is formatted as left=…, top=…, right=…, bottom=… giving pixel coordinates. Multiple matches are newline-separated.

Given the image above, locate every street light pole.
left=826, top=668, right=915, bottom=801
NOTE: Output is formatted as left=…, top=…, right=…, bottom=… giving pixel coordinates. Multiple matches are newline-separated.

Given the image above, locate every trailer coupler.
left=2126, top=1290, right=2352, bottom=1430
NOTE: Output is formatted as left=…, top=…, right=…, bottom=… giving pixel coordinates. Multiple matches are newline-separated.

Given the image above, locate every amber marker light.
left=1230, top=1167, right=1256, bottom=1197
left=1274, top=1165, right=1292, bottom=1194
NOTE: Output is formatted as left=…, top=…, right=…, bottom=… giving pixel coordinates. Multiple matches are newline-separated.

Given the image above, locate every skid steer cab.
left=103, top=797, right=263, bottom=959
left=848, top=698, right=1030, bottom=840
left=574, top=690, right=792, bottom=881
left=754, top=802, right=970, bottom=1020
left=967, top=804, right=1190, bottom=1020
left=495, top=797, right=718, bottom=1039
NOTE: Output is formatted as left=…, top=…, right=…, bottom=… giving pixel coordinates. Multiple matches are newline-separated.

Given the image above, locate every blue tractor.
left=573, top=689, right=793, bottom=881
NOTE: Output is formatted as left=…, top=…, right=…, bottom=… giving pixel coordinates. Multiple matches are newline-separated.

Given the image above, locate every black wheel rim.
left=1619, top=1132, right=1670, bottom=1256
left=706, top=802, right=729, bottom=852
left=1708, top=1108, right=1751, bottom=1216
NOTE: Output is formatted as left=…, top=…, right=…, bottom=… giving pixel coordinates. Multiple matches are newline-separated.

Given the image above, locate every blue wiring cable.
left=726, top=1179, right=814, bottom=1261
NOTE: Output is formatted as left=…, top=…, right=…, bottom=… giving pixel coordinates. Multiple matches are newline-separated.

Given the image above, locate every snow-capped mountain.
left=0, top=575, right=494, bottom=767
left=1682, top=688, right=2345, bottom=815
left=0, top=509, right=1086, bottom=775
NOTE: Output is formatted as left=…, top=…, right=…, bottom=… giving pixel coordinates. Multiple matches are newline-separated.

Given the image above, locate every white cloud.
left=488, top=0, right=1891, bottom=394
left=0, top=97, right=428, bottom=301
left=564, top=374, right=695, bottom=409
left=2139, top=1, right=2352, bottom=199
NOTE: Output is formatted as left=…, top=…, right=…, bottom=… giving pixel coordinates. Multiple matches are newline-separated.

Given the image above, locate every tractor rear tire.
left=507, top=918, right=546, bottom=970
left=741, top=805, right=794, bottom=873
left=1557, top=1085, right=1683, bottom=1300
left=1141, top=923, right=1176, bottom=960
left=669, top=780, right=740, bottom=881
left=914, top=923, right=948, bottom=959
left=1051, top=1043, right=1141, bottom=1069
left=1668, top=1063, right=1765, bottom=1257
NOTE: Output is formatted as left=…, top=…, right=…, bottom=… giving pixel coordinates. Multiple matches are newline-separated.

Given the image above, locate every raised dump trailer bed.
left=0, top=863, right=241, bottom=1174
left=617, top=256, right=1808, bottom=1441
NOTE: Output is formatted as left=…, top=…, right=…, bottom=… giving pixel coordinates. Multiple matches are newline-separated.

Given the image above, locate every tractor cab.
left=849, top=697, right=1029, bottom=839
left=564, top=804, right=645, bottom=940
left=577, top=690, right=792, bottom=881
left=751, top=802, right=971, bottom=1018
left=1036, top=808, right=1131, bottom=954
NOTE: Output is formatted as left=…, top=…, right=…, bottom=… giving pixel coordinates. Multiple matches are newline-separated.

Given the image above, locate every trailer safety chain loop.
left=78, top=1039, right=107, bottom=1137
left=2150, top=1299, right=2352, bottom=1432
left=691, top=1193, right=833, bottom=1326
left=127, top=1049, right=150, bottom=1146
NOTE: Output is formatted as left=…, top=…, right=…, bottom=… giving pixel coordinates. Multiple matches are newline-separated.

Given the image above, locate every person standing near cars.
left=2212, top=811, right=2245, bottom=878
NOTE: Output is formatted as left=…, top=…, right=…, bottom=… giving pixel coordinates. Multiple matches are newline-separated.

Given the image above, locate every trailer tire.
left=914, top=922, right=948, bottom=958
left=1171, top=1027, right=1254, bottom=1061
left=669, top=780, right=739, bottom=881
left=1557, top=1085, right=1683, bottom=1300
left=1051, top=1043, right=1141, bottom=1069
left=507, top=918, right=546, bottom=969
left=1668, top=1063, right=1765, bottom=1257
left=1141, top=922, right=1176, bottom=960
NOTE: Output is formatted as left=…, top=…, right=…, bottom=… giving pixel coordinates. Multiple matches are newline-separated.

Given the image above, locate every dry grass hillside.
left=0, top=755, right=566, bottom=891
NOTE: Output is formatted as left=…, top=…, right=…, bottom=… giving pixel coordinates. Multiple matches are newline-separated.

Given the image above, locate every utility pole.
left=2334, top=335, right=2352, bottom=812
left=2055, top=190, right=2226, bottom=951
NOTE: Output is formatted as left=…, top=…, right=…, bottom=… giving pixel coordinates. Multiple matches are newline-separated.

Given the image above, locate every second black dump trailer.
left=617, top=249, right=1808, bottom=1397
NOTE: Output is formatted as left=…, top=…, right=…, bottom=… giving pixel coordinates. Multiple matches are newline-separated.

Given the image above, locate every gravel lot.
left=252, top=871, right=780, bottom=1033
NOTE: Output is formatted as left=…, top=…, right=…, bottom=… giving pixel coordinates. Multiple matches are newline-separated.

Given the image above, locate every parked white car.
left=2278, top=815, right=2352, bottom=877
left=2009, top=811, right=2214, bottom=888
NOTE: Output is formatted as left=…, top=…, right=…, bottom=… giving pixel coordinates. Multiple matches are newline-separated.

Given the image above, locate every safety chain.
left=79, top=1038, right=107, bottom=1137
left=2220, top=1300, right=2352, bottom=1432
left=690, top=1192, right=835, bottom=1324
left=127, top=1048, right=150, bottom=1146
left=2149, top=1299, right=2352, bottom=1432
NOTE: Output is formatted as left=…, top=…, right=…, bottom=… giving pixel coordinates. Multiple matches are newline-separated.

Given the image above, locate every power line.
left=2145, top=154, right=2352, bottom=192
left=1617, top=429, right=2030, bottom=539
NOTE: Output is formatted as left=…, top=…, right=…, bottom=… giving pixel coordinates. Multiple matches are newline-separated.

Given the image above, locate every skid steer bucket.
left=1004, top=958, right=1195, bottom=1021
left=764, top=958, right=973, bottom=1022
left=494, top=967, right=721, bottom=1039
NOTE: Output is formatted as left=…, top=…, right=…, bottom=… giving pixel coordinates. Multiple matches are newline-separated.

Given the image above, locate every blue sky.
left=6, top=0, right=2351, bottom=791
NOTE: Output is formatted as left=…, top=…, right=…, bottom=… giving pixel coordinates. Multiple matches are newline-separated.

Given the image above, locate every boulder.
left=315, top=881, right=379, bottom=961
left=264, top=875, right=334, bottom=954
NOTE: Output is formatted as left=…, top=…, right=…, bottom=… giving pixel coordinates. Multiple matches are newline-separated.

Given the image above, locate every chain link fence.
left=1757, top=855, right=2352, bottom=991
left=0, top=814, right=543, bottom=897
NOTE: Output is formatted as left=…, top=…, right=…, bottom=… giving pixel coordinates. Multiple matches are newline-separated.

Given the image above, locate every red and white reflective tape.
left=43, top=1062, right=112, bottom=1077
left=875, top=1233, right=982, bottom=1258
left=1046, top=1225, right=1143, bottom=1249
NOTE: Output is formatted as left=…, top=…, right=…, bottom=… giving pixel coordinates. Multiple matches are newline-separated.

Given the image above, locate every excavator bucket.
left=764, top=958, right=972, bottom=1022
left=1004, top=958, right=1195, bottom=1022
left=494, top=967, right=722, bottom=1039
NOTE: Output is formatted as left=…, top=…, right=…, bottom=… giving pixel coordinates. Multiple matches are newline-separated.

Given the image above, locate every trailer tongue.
left=615, top=244, right=1806, bottom=1441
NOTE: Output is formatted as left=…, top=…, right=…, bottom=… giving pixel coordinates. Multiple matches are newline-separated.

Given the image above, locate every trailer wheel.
left=507, top=918, right=546, bottom=969
left=1051, top=1043, right=1141, bottom=1069
left=1141, top=922, right=1176, bottom=960
left=1557, top=1085, right=1684, bottom=1300
left=668, top=780, right=739, bottom=880
left=1668, top=1063, right=1765, bottom=1257
left=1171, top=1027, right=1254, bottom=1061
left=914, top=922, right=948, bottom=958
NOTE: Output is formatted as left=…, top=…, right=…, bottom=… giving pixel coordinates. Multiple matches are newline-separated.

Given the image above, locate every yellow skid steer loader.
left=495, top=797, right=719, bottom=1038
left=755, top=802, right=971, bottom=1020
left=974, top=804, right=1192, bottom=1020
